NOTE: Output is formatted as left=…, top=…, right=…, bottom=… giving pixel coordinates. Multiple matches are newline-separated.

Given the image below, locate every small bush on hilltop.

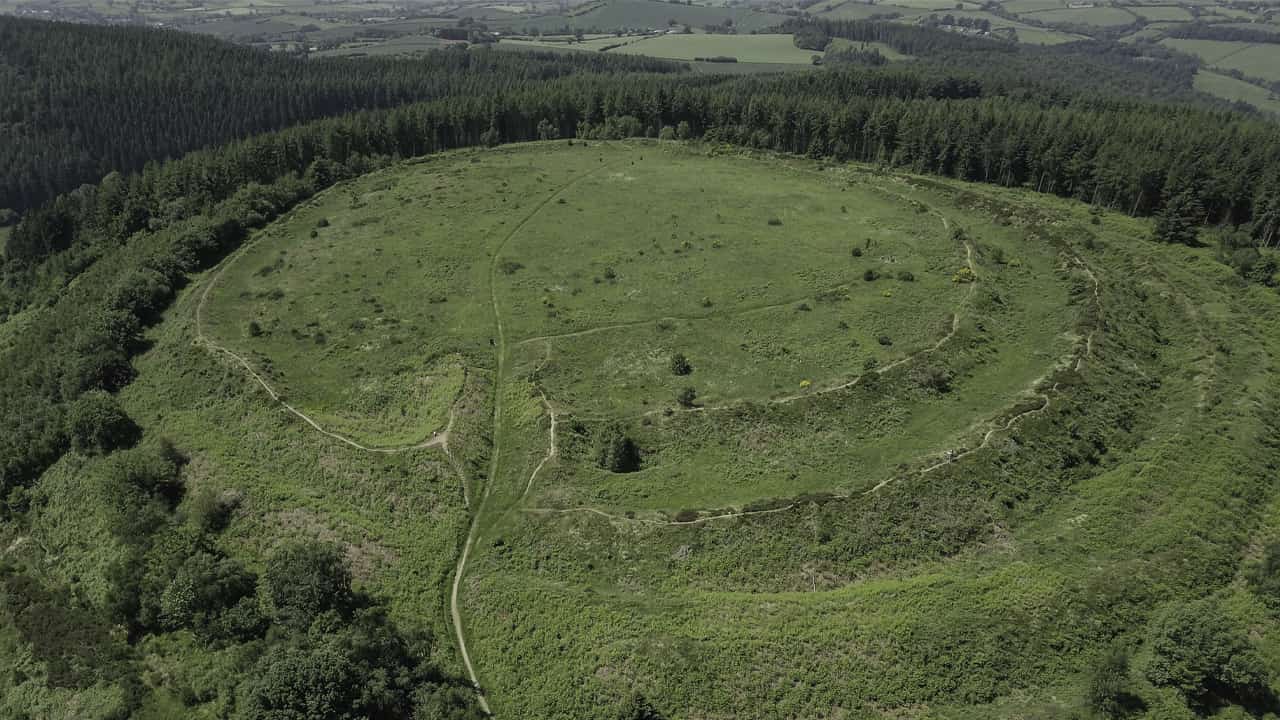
left=670, top=353, right=692, bottom=376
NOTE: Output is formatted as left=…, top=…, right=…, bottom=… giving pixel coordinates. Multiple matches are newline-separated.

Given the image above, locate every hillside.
left=8, top=138, right=1280, bottom=718
left=3, top=13, right=1280, bottom=720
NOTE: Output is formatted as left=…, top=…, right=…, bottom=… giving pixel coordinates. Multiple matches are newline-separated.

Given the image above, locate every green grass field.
left=999, top=0, right=1065, bottom=12
left=1027, top=5, right=1139, bottom=26
left=568, top=0, right=788, bottom=32
left=1194, top=69, right=1280, bottom=115
left=612, top=33, right=820, bottom=63
left=1162, top=38, right=1280, bottom=82
left=1124, top=4, right=1195, bottom=21
left=818, top=1, right=927, bottom=19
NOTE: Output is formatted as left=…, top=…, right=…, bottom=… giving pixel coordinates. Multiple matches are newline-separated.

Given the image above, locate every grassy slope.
left=1023, top=5, right=1139, bottom=26
left=1194, top=69, right=1280, bottom=116
left=572, top=0, right=789, bottom=32
left=1163, top=38, right=1280, bottom=83
left=1125, top=4, right=1194, bottom=21
left=12, top=140, right=1280, bottom=718
left=612, top=33, right=819, bottom=63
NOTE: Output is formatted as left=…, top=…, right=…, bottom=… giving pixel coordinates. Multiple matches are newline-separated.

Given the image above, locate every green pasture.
left=1163, top=38, right=1280, bottom=82
left=612, top=33, right=819, bottom=63
left=1123, top=4, right=1194, bottom=21
left=1194, top=69, right=1280, bottom=115
left=1028, top=5, right=1139, bottom=26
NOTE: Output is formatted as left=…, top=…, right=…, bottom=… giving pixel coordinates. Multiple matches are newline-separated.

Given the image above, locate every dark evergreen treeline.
left=1164, top=22, right=1280, bottom=44
left=0, top=16, right=683, bottom=213
left=781, top=16, right=1008, bottom=56
left=783, top=18, right=1205, bottom=105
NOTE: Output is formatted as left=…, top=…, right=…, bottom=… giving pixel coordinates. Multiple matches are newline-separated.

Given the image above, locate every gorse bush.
left=670, top=353, right=693, bottom=376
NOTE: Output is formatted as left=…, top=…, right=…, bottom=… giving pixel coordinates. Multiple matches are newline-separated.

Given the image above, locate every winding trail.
left=448, top=163, right=614, bottom=716
left=523, top=393, right=559, bottom=500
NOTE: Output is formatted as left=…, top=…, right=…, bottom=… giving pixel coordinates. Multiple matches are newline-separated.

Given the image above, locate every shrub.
left=597, top=426, right=642, bottom=474
left=264, top=540, right=352, bottom=629
left=915, top=365, right=953, bottom=393
left=616, top=691, right=664, bottom=720
left=188, top=486, right=239, bottom=534
left=851, top=247, right=863, bottom=257
left=658, top=126, right=676, bottom=141
left=877, top=335, right=892, bottom=346
left=68, top=390, right=140, bottom=455
left=1145, top=599, right=1269, bottom=707
left=247, top=320, right=263, bottom=337
left=1247, top=542, right=1280, bottom=609
left=674, top=510, right=699, bottom=523
left=158, top=551, right=258, bottom=633
left=1085, top=646, right=1133, bottom=719
left=604, top=266, right=617, bottom=280
left=316, top=218, right=329, bottom=228
left=499, top=260, right=524, bottom=275
left=897, top=270, right=914, bottom=282
left=677, top=387, right=697, bottom=408
left=670, top=353, right=692, bottom=376
left=767, top=217, right=782, bottom=226
left=796, top=302, right=811, bottom=312
left=863, top=269, right=879, bottom=281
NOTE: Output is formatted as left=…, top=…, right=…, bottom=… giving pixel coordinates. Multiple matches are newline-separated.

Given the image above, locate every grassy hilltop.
left=15, top=139, right=1280, bottom=717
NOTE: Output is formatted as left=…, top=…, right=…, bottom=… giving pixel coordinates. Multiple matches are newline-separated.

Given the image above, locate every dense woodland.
left=0, top=16, right=681, bottom=213
left=1163, top=21, right=1280, bottom=44
left=1, top=16, right=1279, bottom=719
left=787, top=18, right=1209, bottom=105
